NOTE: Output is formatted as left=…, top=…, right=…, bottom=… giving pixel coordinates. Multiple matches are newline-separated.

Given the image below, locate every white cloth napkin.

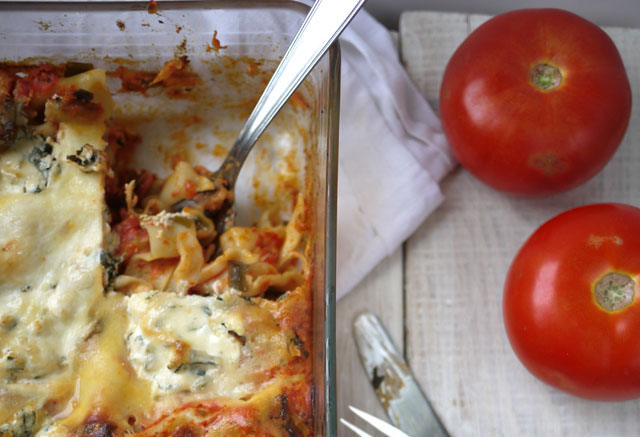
left=334, top=10, right=456, bottom=298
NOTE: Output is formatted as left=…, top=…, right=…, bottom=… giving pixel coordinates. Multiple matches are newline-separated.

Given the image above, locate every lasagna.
left=0, top=62, right=313, bottom=436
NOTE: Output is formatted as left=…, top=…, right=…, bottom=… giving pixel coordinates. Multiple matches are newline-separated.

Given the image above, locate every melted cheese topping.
left=0, top=70, right=110, bottom=430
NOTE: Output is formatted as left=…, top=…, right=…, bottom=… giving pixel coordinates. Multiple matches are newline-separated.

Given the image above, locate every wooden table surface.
left=337, top=11, right=640, bottom=436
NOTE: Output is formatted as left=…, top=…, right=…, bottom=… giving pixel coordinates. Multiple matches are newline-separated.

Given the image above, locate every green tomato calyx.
left=594, top=272, right=636, bottom=312
left=531, top=64, right=562, bottom=91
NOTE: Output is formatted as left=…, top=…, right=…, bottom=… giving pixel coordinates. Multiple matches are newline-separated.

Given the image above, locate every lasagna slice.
left=0, top=63, right=313, bottom=436
left=0, top=67, right=112, bottom=433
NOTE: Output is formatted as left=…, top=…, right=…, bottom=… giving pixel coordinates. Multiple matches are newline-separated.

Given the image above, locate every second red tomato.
left=504, top=203, right=640, bottom=400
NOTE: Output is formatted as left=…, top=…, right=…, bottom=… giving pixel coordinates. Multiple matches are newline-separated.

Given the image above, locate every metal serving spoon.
left=172, top=0, right=367, bottom=232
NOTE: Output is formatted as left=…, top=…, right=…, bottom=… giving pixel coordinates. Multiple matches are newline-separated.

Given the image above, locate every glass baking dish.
left=0, top=1, right=339, bottom=435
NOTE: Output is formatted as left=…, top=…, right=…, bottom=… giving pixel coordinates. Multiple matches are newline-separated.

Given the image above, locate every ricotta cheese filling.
left=126, top=291, right=242, bottom=396
left=124, top=290, right=291, bottom=402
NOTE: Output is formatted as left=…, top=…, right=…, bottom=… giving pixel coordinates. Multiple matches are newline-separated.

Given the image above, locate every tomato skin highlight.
left=503, top=203, right=640, bottom=400
left=440, top=9, right=632, bottom=196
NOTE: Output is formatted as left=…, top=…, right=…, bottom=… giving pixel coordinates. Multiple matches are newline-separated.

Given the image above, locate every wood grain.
left=400, top=11, right=640, bottom=437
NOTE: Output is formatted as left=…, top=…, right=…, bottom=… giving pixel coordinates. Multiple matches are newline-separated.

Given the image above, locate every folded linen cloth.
left=334, top=9, right=456, bottom=298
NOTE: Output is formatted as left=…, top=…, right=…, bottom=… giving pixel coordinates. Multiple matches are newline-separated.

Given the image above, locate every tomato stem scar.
left=530, top=64, right=562, bottom=91
left=594, top=272, right=635, bottom=312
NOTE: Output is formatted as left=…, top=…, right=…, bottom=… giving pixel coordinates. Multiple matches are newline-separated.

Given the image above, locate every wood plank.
left=400, top=11, right=640, bottom=436
left=336, top=248, right=404, bottom=435
left=399, top=11, right=470, bottom=112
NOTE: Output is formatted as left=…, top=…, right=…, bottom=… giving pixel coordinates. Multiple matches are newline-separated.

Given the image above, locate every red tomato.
left=503, top=203, right=640, bottom=400
left=440, top=9, right=632, bottom=196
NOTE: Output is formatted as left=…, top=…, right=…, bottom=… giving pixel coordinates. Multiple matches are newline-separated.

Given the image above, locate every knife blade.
left=353, top=312, right=449, bottom=437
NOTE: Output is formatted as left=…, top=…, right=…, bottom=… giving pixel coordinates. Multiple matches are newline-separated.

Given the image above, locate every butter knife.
left=353, top=312, right=449, bottom=437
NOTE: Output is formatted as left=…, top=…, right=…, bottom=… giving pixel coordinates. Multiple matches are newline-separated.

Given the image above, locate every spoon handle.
left=219, top=0, right=367, bottom=185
